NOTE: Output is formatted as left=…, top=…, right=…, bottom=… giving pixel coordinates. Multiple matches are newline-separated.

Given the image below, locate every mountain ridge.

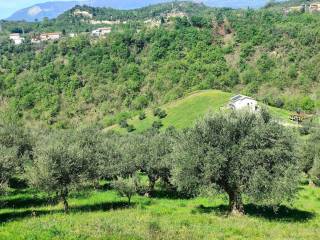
left=6, top=0, right=272, bottom=22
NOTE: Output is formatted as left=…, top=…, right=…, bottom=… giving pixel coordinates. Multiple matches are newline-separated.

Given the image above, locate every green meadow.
left=0, top=184, right=319, bottom=240
left=110, top=90, right=293, bottom=133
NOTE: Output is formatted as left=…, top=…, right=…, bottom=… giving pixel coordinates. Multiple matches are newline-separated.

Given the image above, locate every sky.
left=0, top=0, right=274, bottom=20
left=0, top=0, right=74, bottom=19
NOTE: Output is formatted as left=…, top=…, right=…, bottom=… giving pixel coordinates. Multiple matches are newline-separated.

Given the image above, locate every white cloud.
left=27, top=6, right=43, bottom=16
left=0, top=0, right=73, bottom=19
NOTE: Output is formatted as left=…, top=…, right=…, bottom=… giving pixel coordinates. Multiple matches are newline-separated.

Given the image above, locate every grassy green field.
left=109, top=90, right=293, bottom=133
left=0, top=184, right=320, bottom=240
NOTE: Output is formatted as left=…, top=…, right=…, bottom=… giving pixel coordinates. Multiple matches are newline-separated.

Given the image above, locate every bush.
left=153, top=108, right=162, bottom=117
left=127, top=124, right=135, bottom=132
left=274, top=98, right=284, bottom=108
left=139, top=112, right=146, bottom=120
left=133, top=96, right=149, bottom=110
left=119, top=119, right=129, bottom=128
left=112, top=176, right=137, bottom=204
left=301, top=97, right=315, bottom=112
left=299, top=124, right=311, bottom=135
left=158, top=110, right=167, bottom=119
left=104, top=111, right=133, bottom=127
left=153, top=108, right=167, bottom=119
left=152, top=120, right=163, bottom=129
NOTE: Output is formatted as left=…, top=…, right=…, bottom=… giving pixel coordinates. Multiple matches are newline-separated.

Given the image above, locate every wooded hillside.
left=0, top=1, right=319, bottom=128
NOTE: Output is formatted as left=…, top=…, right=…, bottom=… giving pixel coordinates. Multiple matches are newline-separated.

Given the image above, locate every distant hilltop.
left=6, top=0, right=274, bottom=22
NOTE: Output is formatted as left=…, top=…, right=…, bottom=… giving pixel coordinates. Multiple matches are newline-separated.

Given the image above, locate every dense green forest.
left=0, top=1, right=319, bottom=129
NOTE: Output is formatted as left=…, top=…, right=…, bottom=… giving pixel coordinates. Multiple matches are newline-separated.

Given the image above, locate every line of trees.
left=1, top=110, right=319, bottom=214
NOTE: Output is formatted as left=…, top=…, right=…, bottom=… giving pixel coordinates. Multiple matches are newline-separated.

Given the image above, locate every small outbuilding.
left=228, top=95, right=259, bottom=112
left=91, top=27, right=112, bottom=37
left=309, top=3, right=320, bottom=12
left=9, top=33, right=24, bottom=45
left=40, top=32, right=61, bottom=41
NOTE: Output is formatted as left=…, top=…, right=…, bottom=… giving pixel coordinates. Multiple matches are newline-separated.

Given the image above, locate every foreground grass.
left=0, top=186, right=319, bottom=240
left=109, top=90, right=293, bottom=133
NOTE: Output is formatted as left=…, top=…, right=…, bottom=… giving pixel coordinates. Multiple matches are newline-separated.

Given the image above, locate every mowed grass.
left=0, top=185, right=320, bottom=240
left=110, top=90, right=293, bottom=133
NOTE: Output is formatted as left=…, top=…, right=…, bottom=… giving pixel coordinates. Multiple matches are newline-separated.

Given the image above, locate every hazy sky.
left=0, top=0, right=75, bottom=19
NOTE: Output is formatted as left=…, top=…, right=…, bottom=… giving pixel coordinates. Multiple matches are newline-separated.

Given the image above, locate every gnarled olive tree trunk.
left=227, top=190, right=244, bottom=215
left=60, top=188, right=69, bottom=213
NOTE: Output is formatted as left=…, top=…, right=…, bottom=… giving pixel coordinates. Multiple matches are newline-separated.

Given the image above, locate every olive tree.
left=112, top=176, right=138, bottom=205
left=0, top=146, right=16, bottom=193
left=133, top=129, right=175, bottom=196
left=97, top=133, right=133, bottom=181
left=303, top=129, right=320, bottom=186
left=26, top=129, right=100, bottom=213
left=172, top=110, right=299, bottom=215
left=0, top=122, right=32, bottom=194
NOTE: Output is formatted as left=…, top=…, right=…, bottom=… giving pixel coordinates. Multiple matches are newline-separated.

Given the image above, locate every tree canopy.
left=172, top=110, right=300, bottom=214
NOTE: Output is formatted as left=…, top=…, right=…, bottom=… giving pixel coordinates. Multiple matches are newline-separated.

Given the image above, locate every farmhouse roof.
left=230, top=95, right=254, bottom=103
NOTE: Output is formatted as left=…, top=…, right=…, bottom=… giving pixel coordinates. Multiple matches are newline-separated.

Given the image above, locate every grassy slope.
left=0, top=186, right=320, bottom=239
left=110, top=90, right=293, bottom=133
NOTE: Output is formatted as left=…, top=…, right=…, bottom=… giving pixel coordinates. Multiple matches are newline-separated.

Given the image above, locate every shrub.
left=153, top=108, right=162, bottom=117
left=274, top=98, right=284, bottom=108
left=301, top=97, right=315, bottom=112
left=152, top=120, right=163, bottom=129
left=112, top=176, right=137, bottom=204
left=133, top=96, right=149, bottom=110
left=153, top=108, right=167, bottom=119
left=119, top=119, right=129, bottom=128
left=127, top=124, right=135, bottom=132
left=158, top=110, right=167, bottom=119
left=299, top=124, right=311, bottom=135
left=139, top=112, right=146, bottom=120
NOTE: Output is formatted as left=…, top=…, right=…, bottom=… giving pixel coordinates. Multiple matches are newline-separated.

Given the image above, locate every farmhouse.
left=144, top=19, right=161, bottom=28
left=40, top=32, right=61, bottom=41
left=228, top=95, right=258, bottom=112
left=91, top=27, right=112, bottom=37
left=285, top=5, right=305, bottom=13
left=9, top=33, right=24, bottom=45
left=90, top=20, right=121, bottom=25
left=309, top=3, right=320, bottom=12
left=166, top=11, right=188, bottom=19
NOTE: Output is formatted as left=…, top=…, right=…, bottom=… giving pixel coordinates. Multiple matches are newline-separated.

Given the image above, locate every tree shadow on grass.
left=70, top=201, right=133, bottom=212
left=0, top=196, right=53, bottom=209
left=193, top=204, right=315, bottom=222
left=0, top=201, right=132, bottom=224
left=151, top=189, right=192, bottom=200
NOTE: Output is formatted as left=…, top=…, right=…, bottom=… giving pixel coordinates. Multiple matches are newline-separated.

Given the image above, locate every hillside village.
left=6, top=7, right=190, bottom=45
left=285, top=2, right=320, bottom=13
left=7, top=2, right=320, bottom=46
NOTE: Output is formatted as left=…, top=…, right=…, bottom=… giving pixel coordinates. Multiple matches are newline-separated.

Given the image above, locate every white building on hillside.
left=229, top=95, right=258, bottom=112
left=309, top=3, right=320, bottom=12
left=90, top=20, right=121, bottom=25
left=9, top=33, right=24, bottom=45
left=91, top=27, right=112, bottom=37
left=40, top=32, right=61, bottom=41
left=74, top=9, right=93, bottom=18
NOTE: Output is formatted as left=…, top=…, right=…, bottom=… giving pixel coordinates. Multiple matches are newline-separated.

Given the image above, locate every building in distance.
left=9, top=33, right=24, bottom=45
left=91, top=27, right=112, bottom=37
left=228, top=95, right=259, bottom=112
